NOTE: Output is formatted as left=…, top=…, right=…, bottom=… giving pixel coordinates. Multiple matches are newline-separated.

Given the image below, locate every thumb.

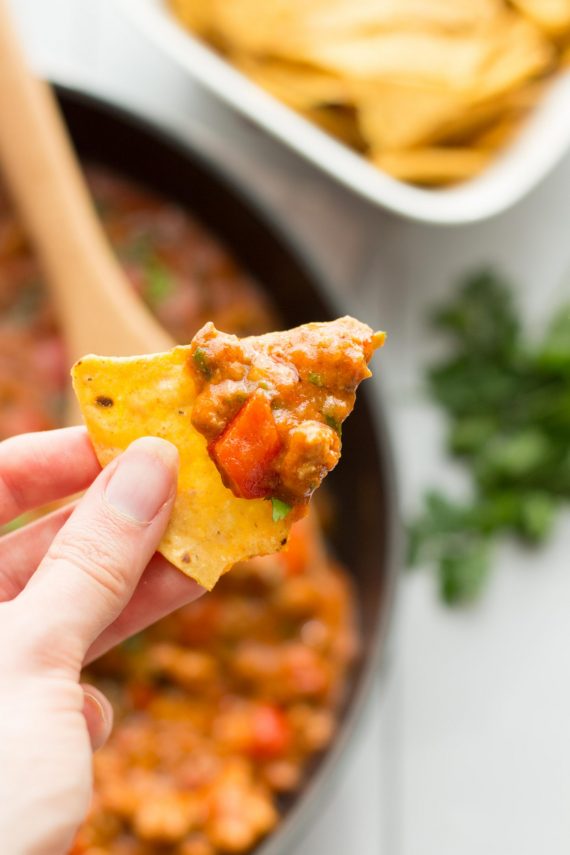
left=13, top=436, right=178, bottom=675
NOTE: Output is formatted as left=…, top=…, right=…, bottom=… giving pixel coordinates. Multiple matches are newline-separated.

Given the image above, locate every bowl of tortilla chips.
left=120, top=0, right=570, bottom=223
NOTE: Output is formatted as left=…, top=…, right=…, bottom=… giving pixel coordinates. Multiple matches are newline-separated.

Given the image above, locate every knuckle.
left=0, top=467, right=26, bottom=520
left=45, top=519, right=133, bottom=603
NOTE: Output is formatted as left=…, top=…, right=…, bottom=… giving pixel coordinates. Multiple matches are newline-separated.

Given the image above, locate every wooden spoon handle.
left=0, top=0, right=172, bottom=360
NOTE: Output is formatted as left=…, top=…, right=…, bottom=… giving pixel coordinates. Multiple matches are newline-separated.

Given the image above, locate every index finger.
left=0, top=427, right=100, bottom=525
left=86, top=555, right=203, bottom=663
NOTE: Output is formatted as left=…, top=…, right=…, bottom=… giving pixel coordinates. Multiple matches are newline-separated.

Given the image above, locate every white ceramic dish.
left=120, top=0, right=570, bottom=225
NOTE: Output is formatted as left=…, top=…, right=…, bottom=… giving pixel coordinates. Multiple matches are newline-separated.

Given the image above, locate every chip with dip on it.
left=71, top=316, right=385, bottom=590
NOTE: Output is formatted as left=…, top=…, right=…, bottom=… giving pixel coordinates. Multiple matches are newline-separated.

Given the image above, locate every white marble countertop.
left=9, top=2, right=570, bottom=853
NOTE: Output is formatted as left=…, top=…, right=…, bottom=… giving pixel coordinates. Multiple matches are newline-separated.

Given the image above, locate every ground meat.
left=279, top=420, right=341, bottom=499
left=187, top=317, right=384, bottom=505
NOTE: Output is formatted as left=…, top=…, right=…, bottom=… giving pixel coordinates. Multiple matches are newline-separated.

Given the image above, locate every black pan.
left=56, top=84, right=400, bottom=854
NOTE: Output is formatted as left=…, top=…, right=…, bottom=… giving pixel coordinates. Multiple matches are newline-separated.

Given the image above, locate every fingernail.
left=83, top=690, right=107, bottom=728
left=83, top=687, right=113, bottom=751
left=105, top=437, right=179, bottom=523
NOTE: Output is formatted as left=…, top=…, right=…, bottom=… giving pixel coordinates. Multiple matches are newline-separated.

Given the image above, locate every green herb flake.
left=271, top=498, right=292, bottom=522
left=193, top=347, right=212, bottom=379
left=325, top=414, right=342, bottom=437
left=308, top=371, right=323, bottom=387
left=144, top=259, right=173, bottom=307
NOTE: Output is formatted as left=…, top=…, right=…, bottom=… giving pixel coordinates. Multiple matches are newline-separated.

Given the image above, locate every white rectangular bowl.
left=120, top=0, right=570, bottom=225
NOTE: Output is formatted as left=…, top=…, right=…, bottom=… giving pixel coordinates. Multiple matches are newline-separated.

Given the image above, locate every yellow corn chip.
left=474, top=114, right=520, bottom=150
left=354, top=81, right=468, bottom=150
left=373, top=146, right=489, bottom=184
left=298, top=30, right=493, bottom=86
left=358, top=73, right=546, bottom=151
left=300, top=105, right=365, bottom=149
left=210, top=0, right=502, bottom=57
left=232, top=54, right=350, bottom=109
left=302, top=14, right=552, bottom=92
left=510, top=0, right=570, bottom=36
left=168, top=0, right=566, bottom=188
left=167, top=0, right=215, bottom=37
left=475, top=14, right=554, bottom=99
left=71, top=347, right=291, bottom=591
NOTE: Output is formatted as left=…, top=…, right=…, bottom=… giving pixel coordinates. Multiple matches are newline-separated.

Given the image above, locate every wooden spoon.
left=0, top=0, right=174, bottom=422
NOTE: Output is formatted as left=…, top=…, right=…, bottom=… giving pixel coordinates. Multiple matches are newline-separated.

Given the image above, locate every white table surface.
left=8, top=2, right=570, bottom=853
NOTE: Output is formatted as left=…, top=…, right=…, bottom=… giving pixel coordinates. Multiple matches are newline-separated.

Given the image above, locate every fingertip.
left=84, top=555, right=204, bottom=664
left=104, top=438, right=179, bottom=525
left=127, top=436, right=179, bottom=471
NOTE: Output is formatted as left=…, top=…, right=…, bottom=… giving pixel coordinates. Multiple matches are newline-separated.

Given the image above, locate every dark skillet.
left=56, top=84, right=400, bottom=854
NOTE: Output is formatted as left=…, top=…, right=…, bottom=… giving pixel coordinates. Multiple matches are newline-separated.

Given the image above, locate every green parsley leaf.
left=271, top=498, right=292, bottom=522
left=537, top=304, right=570, bottom=372
left=439, top=538, right=491, bottom=605
left=409, top=269, right=570, bottom=606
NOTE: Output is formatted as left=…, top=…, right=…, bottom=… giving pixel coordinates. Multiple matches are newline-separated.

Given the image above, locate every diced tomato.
left=209, top=392, right=282, bottom=499
left=249, top=704, right=291, bottom=760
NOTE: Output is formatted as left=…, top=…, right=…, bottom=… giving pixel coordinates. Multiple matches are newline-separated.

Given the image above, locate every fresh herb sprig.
left=409, top=270, right=570, bottom=605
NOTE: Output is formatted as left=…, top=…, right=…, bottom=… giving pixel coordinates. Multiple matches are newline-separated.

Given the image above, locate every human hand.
left=0, top=427, right=203, bottom=854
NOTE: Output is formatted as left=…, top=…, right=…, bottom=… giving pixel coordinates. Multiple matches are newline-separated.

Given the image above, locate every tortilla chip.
left=510, top=0, right=570, bottom=36
left=373, top=146, right=489, bottom=185
left=167, top=0, right=216, bottom=38
left=71, top=347, right=291, bottom=591
left=302, top=14, right=552, bottom=92
left=209, top=0, right=502, bottom=57
left=167, top=0, right=567, bottom=188
left=474, top=14, right=554, bottom=99
left=352, top=68, right=544, bottom=151
left=299, top=30, right=492, bottom=86
left=473, top=114, right=520, bottom=150
left=231, top=54, right=350, bottom=110
left=300, top=105, right=366, bottom=149
left=354, top=81, right=468, bottom=150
